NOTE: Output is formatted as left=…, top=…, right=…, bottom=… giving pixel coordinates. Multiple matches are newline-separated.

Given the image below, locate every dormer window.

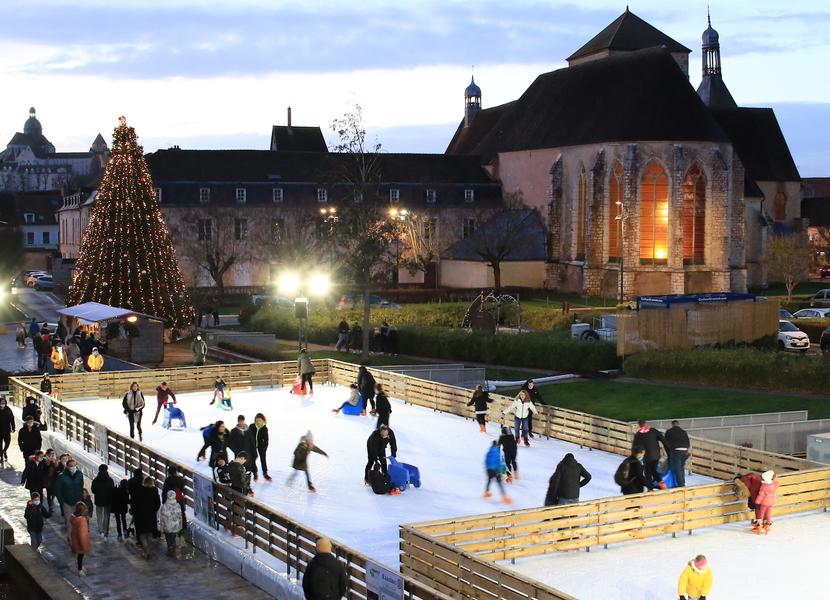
left=317, top=188, right=328, bottom=203
left=464, top=189, right=475, bottom=203
left=155, top=187, right=163, bottom=203
left=272, top=188, right=284, bottom=203
left=235, top=188, right=247, bottom=204
left=425, top=189, right=437, bottom=204
left=23, top=213, right=35, bottom=224
left=389, top=189, right=400, bottom=203
left=199, top=187, right=210, bottom=203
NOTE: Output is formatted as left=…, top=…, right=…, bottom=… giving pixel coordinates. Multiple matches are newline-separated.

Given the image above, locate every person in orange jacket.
left=677, top=554, right=713, bottom=600
left=753, top=470, right=780, bottom=534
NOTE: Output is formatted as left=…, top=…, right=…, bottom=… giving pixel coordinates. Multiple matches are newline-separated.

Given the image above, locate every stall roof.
left=636, top=293, right=757, bottom=310
left=58, top=302, right=162, bottom=324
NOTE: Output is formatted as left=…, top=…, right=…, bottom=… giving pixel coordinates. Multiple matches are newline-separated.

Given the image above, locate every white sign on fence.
left=365, top=560, right=404, bottom=600
left=193, top=473, right=214, bottom=526
left=93, top=423, right=108, bottom=460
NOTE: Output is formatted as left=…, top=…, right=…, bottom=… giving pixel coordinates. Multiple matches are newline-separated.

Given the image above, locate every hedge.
left=624, top=347, right=830, bottom=394
left=217, top=340, right=283, bottom=362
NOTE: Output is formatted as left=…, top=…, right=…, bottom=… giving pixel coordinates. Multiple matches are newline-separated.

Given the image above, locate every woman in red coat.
left=69, top=501, right=92, bottom=576
left=753, top=470, right=780, bottom=534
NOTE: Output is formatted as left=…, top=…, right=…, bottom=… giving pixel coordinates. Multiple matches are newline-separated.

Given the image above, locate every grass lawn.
left=500, top=380, right=830, bottom=421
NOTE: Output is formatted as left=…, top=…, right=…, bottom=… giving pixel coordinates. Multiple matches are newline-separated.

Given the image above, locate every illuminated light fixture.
left=126, top=315, right=138, bottom=323
left=655, top=248, right=667, bottom=260
left=277, top=272, right=300, bottom=295
left=309, top=274, right=331, bottom=295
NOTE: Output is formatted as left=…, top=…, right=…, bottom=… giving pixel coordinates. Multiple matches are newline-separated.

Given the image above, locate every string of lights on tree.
left=67, top=116, right=196, bottom=327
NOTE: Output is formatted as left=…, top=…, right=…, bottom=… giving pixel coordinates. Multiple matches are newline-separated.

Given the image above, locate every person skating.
left=544, top=453, right=591, bottom=506
left=24, top=491, right=51, bottom=549
left=483, top=441, right=511, bottom=504
left=16, top=322, right=27, bottom=349
left=88, top=347, right=104, bottom=372
left=90, top=464, right=114, bottom=539
left=209, top=376, right=232, bottom=409
left=752, top=470, right=779, bottom=534
left=632, top=419, right=670, bottom=490
left=357, top=365, right=376, bottom=416
left=228, top=451, right=253, bottom=497
left=297, top=348, right=315, bottom=396
left=212, top=456, right=232, bottom=485
left=374, top=384, right=392, bottom=429
left=502, top=390, right=537, bottom=447
left=192, top=334, right=208, bottom=366
left=111, top=479, right=130, bottom=540
left=289, top=431, right=328, bottom=493
left=162, top=466, right=187, bottom=532
left=615, top=446, right=655, bottom=495
left=499, top=426, right=519, bottom=482
left=18, top=415, right=43, bottom=461
left=69, top=502, right=92, bottom=576
left=122, top=382, right=146, bottom=441
left=40, top=373, right=52, bottom=395
left=247, top=413, right=271, bottom=482
left=51, top=344, right=68, bottom=374
left=152, top=381, right=177, bottom=425
left=677, top=554, right=713, bottom=600
left=302, top=537, right=349, bottom=600
left=133, top=477, right=161, bottom=559
left=665, top=420, right=691, bottom=487
left=520, top=380, right=542, bottom=438
left=197, top=420, right=230, bottom=466
left=467, top=385, right=492, bottom=433
left=157, top=490, right=183, bottom=558
left=56, top=459, right=84, bottom=535
left=364, top=425, right=397, bottom=484
left=335, top=320, right=350, bottom=352
left=229, top=414, right=249, bottom=457
left=332, top=384, right=361, bottom=413
left=0, top=396, right=15, bottom=464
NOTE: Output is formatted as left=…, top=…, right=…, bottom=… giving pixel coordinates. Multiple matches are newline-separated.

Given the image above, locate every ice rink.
left=509, top=509, right=827, bottom=599
left=64, top=384, right=716, bottom=567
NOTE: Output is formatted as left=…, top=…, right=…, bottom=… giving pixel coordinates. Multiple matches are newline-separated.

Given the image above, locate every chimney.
left=287, top=106, right=292, bottom=127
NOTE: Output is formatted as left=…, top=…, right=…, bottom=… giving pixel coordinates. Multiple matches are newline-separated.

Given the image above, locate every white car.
left=793, top=308, right=830, bottom=319
left=778, top=320, right=810, bottom=353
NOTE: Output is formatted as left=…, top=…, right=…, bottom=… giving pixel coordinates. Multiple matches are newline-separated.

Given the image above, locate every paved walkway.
left=0, top=444, right=272, bottom=599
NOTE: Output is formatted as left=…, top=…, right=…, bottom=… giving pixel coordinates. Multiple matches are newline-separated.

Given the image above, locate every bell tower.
left=464, top=76, right=482, bottom=128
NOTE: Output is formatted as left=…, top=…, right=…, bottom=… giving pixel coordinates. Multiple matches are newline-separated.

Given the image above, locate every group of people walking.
left=18, top=319, right=105, bottom=374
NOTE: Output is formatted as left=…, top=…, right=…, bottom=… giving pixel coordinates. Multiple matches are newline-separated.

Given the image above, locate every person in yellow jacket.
left=50, top=344, right=68, bottom=374
left=678, top=554, right=713, bottom=600
left=87, top=347, right=104, bottom=372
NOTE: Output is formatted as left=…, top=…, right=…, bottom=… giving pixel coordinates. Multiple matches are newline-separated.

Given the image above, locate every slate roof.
left=450, top=48, right=728, bottom=158
left=8, top=191, right=62, bottom=223
left=269, top=126, right=328, bottom=152
left=567, top=9, right=690, bottom=62
left=445, top=209, right=547, bottom=261
left=697, top=74, right=737, bottom=110
left=711, top=108, right=800, bottom=182
left=446, top=102, right=515, bottom=155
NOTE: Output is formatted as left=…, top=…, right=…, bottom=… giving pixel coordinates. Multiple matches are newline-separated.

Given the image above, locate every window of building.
left=640, top=163, right=669, bottom=264
left=389, top=189, right=400, bottom=203
left=682, top=164, right=706, bottom=264
left=354, top=191, right=364, bottom=203
left=155, top=188, right=163, bottom=203
left=235, top=188, right=247, bottom=204
left=425, top=189, right=437, bottom=204
left=199, top=187, right=210, bottom=203
left=462, top=217, right=477, bottom=239
left=608, top=162, right=623, bottom=261
left=234, top=218, right=248, bottom=241
left=197, top=219, right=212, bottom=241
left=774, top=191, right=787, bottom=221
left=42, top=231, right=50, bottom=245
left=576, top=168, right=587, bottom=260
left=464, top=189, right=475, bottom=203
left=23, top=213, right=35, bottom=224
left=26, top=232, right=34, bottom=246
left=317, top=188, right=328, bottom=204
left=272, top=188, right=284, bottom=203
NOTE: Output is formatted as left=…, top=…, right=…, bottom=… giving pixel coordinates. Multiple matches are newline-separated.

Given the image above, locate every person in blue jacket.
left=55, top=458, right=85, bottom=534
left=483, top=441, right=511, bottom=505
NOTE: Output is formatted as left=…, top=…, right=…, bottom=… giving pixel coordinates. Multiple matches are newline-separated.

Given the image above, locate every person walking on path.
left=364, top=425, right=396, bottom=485
left=297, top=348, right=315, bottom=396
left=162, top=466, right=187, bottom=532
left=357, top=365, right=376, bottom=416
left=22, top=396, right=42, bottom=423
left=152, top=381, right=177, bottom=425
left=24, top=492, right=50, bottom=549
left=349, top=323, right=362, bottom=354
left=229, top=415, right=249, bottom=458
left=18, top=415, right=43, bottom=462
left=133, top=477, right=161, bottom=559
left=192, top=334, right=208, bottom=365
left=503, top=390, right=537, bottom=448
left=0, top=396, right=14, bottom=464
left=289, top=431, right=328, bottom=493
left=22, top=451, right=47, bottom=503
left=197, top=420, right=230, bottom=466
left=43, top=450, right=59, bottom=513
left=678, top=554, right=713, bottom=600
left=51, top=344, right=68, bottom=374
left=499, top=426, right=519, bottom=482
left=374, top=384, right=392, bottom=429
left=544, top=453, right=591, bottom=506
left=16, top=323, right=27, bottom=349
left=665, top=420, right=691, bottom=487
left=90, top=464, right=114, bottom=539
left=483, top=441, right=511, bottom=504
left=615, top=446, right=655, bottom=495
left=752, top=470, right=780, bottom=534
left=467, top=385, right=493, bottom=433
left=69, top=502, right=92, bottom=576
left=520, top=380, right=542, bottom=438
left=335, top=320, right=350, bottom=352
left=247, top=413, right=271, bottom=482
left=111, top=479, right=130, bottom=540
left=632, top=419, right=670, bottom=490
left=87, top=347, right=104, bottom=372
left=122, top=382, right=146, bottom=441
left=33, top=333, right=48, bottom=372
left=158, top=490, right=183, bottom=558
left=302, top=537, right=348, bottom=600
left=28, top=317, right=40, bottom=339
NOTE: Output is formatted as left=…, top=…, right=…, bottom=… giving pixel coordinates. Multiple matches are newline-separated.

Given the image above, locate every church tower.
left=697, top=10, right=737, bottom=109
left=464, top=76, right=481, bottom=128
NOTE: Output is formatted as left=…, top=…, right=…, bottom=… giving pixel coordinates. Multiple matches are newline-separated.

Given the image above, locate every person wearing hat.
left=158, top=490, right=183, bottom=558
left=302, top=537, right=348, bottom=600
left=677, top=554, right=713, bottom=600
left=754, top=470, right=780, bottom=534
left=192, top=334, right=208, bottom=366
left=88, top=347, right=104, bottom=372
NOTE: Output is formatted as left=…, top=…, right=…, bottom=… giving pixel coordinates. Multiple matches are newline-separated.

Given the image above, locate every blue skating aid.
left=401, top=461, right=421, bottom=488
left=662, top=467, right=677, bottom=489
left=341, top=401, right=363, bottom=415
left=387, top=457, right=410, bottom=492
left=162, top=405, right=187, bottom=429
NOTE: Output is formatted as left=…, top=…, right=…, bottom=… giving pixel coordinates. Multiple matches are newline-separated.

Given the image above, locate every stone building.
left=447, top=9, right=800, bottom=297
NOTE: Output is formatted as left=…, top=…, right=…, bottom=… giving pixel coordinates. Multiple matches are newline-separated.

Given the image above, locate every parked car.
left=820, top=266, right=830, bottom=278
left=251, top=293, right=293, bottom=308
left=820, top=326, right=830, bottom=354
left=570, top=314, right=617, bottom=342
left=793, top=308, right=830, bottom=319
left=336, top=294, right=400, bottom=309
left=33, top=275, right=54, bottom=291
left=778, top=320, right=810, bottom=353
left=779, top=307, right=794, bottom=319
left=810, top=289, right=830, bottom=308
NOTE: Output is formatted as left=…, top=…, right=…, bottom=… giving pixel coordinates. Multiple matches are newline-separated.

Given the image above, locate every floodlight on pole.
left=309, top=273, right=331, bottom=296
left=277, top=272, right=300, bottom=295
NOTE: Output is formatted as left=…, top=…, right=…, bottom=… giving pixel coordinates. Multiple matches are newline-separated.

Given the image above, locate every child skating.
left=209, top=376, right=232, bottom=410
left=483, top=441, right=511, bottom=504
left=288, top=431, right=328, bottom=493
left=753, top=470, right=779, bottom=534
left=499, top=426, right=518, bottom=482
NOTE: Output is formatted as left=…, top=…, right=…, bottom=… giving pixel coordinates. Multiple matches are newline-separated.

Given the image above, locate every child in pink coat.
left=753, top=470, right=779, bottom=534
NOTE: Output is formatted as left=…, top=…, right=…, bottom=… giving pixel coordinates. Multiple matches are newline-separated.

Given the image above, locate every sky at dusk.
left=1, top=0, right=828, bottom=175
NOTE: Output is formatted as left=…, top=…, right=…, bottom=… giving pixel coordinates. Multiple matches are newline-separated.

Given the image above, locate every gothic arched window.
left=774, top=192, right=787, bottom=221
left=576, top=167, right=587, bottom=260
left=640, top=163, right=669, bottom=264
left=683, top=164, right=706, bottom=264
left=608, top=162, right=623, bottom=261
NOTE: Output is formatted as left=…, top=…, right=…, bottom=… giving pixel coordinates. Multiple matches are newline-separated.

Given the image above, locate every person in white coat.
left=157, top=490, right=183, bottom=558
left=503, top=389, right=537, bottom=447
left=122, top=382, right=146, bottom=441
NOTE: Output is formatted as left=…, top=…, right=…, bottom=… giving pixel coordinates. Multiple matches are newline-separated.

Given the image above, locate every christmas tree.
left=67, top=117, right=195, bottom=327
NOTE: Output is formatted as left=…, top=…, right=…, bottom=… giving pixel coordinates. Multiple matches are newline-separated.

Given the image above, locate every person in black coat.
left=374, top=384, right=392, bottom=429
left=21, top=397, right=42, bottom=424
left=357, top=365, right=376, bottom=415
left=246, top=413, right=270, bottom=482
left=467, top=385, right=493, bottom=432
left=228, top=415, right=248, bottom=458
left=665, top=420, right=691, bottom=487
left=0, top=396, right=15, bottom=463
left=197, top=421, right=230, bottom=467
left=133, top=477, right=161, bottom=559
left=91, top=464, right=115, bottom=538
left=544, top=453, right=592, bottom=506
left=24, top=492, right=51, bottom=549
left=632, top=419, right=670, bottom=488
left=22, top=451, right=47, bottom=501
left=364, top=425, right=397, bottom=484
left=617, top=446, right=655, bottom=495
left=111, top=479, right=130, bottom=540
left=32, top=334, right=47, bottom=372
left=349, top=323, right=362, bottom=354
left=302, top=537, right=348, bottom=600
left=499, top=426, right=519, bottom=480
left=39, top=374, right=52, bottom=395
left=520, top=380, right=542, bottom=438
left=127, top=468, right=143, bottom=516
left=18, top=416, right=42, bottom=460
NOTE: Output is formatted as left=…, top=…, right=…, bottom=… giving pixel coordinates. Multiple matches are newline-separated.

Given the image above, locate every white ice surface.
left=509, top=510, right=827, bottom=599
left=64, top=384, right=715, bottom=567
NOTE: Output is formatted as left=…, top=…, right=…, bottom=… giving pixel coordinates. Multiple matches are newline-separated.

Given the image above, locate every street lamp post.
left=277, top=272, right=331, bottom=351
left=388, top=207, right=409, bottom=287
left=319, top=207, right=338, bottom=267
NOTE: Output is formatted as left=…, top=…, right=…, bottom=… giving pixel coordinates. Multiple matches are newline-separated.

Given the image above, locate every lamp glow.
left=126, top=315, right=138, bottom=323
left=309, top=274, right=330, bottom=295
left=277, top=272, right=300, bottom=295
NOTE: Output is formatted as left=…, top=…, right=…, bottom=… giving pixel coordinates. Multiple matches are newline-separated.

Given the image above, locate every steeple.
left=697, top=10, right=737, bottom=108
left=464, top=75, right=482, bottom=128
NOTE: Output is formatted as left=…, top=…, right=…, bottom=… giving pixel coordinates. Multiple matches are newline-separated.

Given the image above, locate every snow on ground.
left=64, top=384, right=715, bottom=567
left=509, top=509, right=827, bottom=599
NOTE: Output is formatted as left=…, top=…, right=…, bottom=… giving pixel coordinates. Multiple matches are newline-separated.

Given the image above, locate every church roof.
left=446, top=101, right=515, bottom=155
left=567, top=9, right=690, bottom=62
left=450, top=48, right=728, bottom=158
left=697, top=74, right=737, bottom=109
left=465, top=76, right=481, bottom=98
left=711, top=108, right=800, bottom=183
left=269, top=125, right=328, bottom=152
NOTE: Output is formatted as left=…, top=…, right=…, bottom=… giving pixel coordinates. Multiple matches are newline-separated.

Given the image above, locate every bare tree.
left=266, top=210, right=328, bottom=271
left=764, top=233, right=812, bottom=302
left=400, top=212, right=441, bottom=277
